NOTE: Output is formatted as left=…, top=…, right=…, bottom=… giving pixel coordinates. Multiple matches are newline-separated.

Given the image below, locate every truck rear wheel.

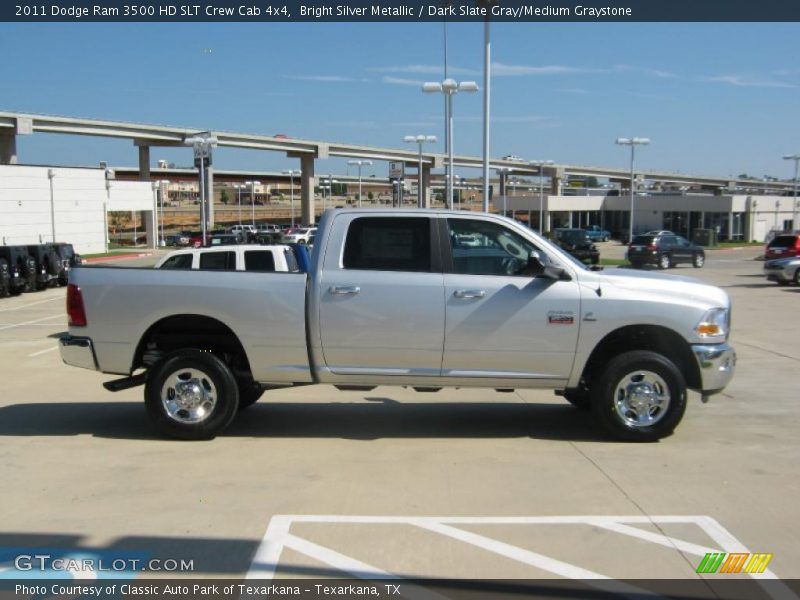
left=591, top=350, right=686, bottom=442
left=144, top=349, right=239, bottom=440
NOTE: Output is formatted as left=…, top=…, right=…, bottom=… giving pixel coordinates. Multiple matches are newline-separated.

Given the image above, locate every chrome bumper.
left=59, top=335, right=99, bottom=371
left=692, top=343, right=736, bottom=395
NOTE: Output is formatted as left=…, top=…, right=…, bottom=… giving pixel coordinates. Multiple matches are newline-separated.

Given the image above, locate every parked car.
left=763, top=256, right=800, bottom=285
left=645, top=230, right=676, bottom=236
left=585, top=225, right=611, bottom=242
left=51, top=242, right=82, bottom=286
left=764, top=233, right=800, bottom=260
left=0, top=246, right=36, bottom=294
left=255, top=224, right=282, bottom=244
left=187, top=231, right=212, bottom=248
left=552, top=228, right=600, bottom=265
left=155, top=244, right=303, bottom=273
left=26, top=244, right=62, bottom=290
left=230, top=224, right=257, bottom=242
left=628, top=234, right=705, bottom=269
left=61, top=210, right=735, bottom=442
left=282, top=227, right=317, bottom=244
left=209, top=233, right=243, bottom=246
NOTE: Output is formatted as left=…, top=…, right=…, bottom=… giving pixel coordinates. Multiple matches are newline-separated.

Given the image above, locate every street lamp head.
left=422, top=82, right=443, bottom=93
left=441, top=78, right=458, bottom=92
left=617, top=137, right=650, bottom=146
left=458, top=81, right=479, bottom=93
left=632, top=137, right=650, bottom=145
left=616, top=138, right=631, bottom=145
left=783, top=154, right=800, bottom=161
left=405, top=135, right=437, bottom=144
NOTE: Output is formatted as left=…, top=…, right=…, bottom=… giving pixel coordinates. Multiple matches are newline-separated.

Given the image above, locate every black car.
left=51, top=242, right=82, bottom=286
left=552, top=228, right=600, bottom=265
left=627, top=234, right=705, bottom=269
left=0, top=246, right=37, bottom=294
left=26, top=244, right=62, bottom=290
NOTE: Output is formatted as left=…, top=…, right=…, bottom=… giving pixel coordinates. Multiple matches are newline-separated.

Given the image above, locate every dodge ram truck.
left=60, top=209, right=736, bottom=442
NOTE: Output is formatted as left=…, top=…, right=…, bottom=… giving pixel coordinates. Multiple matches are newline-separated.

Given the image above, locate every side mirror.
left=527, top=251, right=569, bottom=281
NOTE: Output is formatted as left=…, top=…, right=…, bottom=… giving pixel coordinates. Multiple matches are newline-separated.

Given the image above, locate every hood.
left=598, top=267, right=729, bottom=308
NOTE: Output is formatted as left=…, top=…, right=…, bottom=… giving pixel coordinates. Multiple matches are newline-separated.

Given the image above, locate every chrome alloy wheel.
left=160, top=368, right=217, bottom=424
left=612, top=370, right=671, bottom=427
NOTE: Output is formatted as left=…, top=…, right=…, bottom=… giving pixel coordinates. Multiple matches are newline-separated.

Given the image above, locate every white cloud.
left=285, top=75, right=358, bottom=83
left=492, top=63, right=599, bottom=76
left=369, top=64, right=479, bottom=76
left=382, top=76, right=425, bottom=86
left=704, top=75, right=797, bottom=89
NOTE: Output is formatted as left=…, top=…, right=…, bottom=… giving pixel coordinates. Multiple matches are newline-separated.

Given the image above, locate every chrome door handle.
left=454, top=289, right=486, bottom=299
left=329, top=285, right=361, bottom=295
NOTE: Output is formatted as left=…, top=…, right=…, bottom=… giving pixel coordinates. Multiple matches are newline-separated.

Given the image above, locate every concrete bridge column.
left=549, top=166, right=564, bottom=196
left=0, top=131, right=17, bottom=164
left=421, top=164, right=432, bottom=208
left=300, top=155, right=316, bottom=226
left=137, top=144, right=155, bottom=247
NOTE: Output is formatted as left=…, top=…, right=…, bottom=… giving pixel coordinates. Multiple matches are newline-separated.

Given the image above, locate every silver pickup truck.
left=60, top=209, right=735, bottom=442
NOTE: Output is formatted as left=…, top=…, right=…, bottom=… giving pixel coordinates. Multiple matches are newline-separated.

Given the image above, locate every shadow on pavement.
left=0, top=400, right=610, bottom=442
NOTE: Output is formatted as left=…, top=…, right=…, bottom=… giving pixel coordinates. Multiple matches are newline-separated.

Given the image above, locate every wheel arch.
left=133, top=314, right=253, bottom=381
left=580, top=324, right=700, bottom=391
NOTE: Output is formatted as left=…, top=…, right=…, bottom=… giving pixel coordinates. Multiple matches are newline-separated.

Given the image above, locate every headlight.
left=695, top=307, right=729, bottom=339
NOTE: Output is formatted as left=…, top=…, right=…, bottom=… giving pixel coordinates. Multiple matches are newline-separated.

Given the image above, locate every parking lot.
left=1, top=245, right=798, bottom=587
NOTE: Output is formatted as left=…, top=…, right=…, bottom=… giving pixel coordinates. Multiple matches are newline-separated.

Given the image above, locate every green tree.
left=220, top=190, right=229, bottom=205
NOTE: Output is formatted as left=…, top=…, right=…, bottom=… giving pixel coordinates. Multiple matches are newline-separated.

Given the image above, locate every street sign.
left=389, top=161, right=404, bottom=181
left=194, top=145, right=212, bottom=168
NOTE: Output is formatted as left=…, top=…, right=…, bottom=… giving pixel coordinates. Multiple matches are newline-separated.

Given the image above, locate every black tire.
left=794, top=269, right=800, bottom=285
left=562, top=389, right=591, bottom=411
left=658, top=253, right=671, bottom=270
left=144, top=349, right=240, bottom=440
left=237, top=379, right=265, bottom=410
left=591, top=350, right=687, bottom=442
left=692, top=253, right=705, bottom=268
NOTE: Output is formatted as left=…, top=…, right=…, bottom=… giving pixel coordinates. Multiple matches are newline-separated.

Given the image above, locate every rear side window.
left=160, top=254, right=193, bottom=270
left=631, top=236, right=655, bottom=245
left=199, top=251, right=235, bottom=270
left=769, top=235, right=799, bottom=247
left=343, top=217, right=431, bottom=272
left=244, top=250, right=276, bottom=272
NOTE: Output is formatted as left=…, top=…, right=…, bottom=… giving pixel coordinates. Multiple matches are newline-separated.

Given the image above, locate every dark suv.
left=27, top=244, right=62, bottom=290
left=552, top=228, right=600, bottom=265
left=0, top=246, right=37, bottom=294
left=628, top=234, right=705, bottom=269
left=51, top=243, right=82, bottom=286
left=765, top=233, right=800, bottom=260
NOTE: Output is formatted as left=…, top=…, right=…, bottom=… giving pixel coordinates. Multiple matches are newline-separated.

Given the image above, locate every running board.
left=103, top=373, right=147, bottom=392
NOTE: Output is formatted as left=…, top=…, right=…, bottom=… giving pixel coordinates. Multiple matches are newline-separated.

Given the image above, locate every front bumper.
left=691, top=343, right=736, bottom=395
left=763, top=267, right=792, bottom=283
left=59, top=335, right=99, bottom=371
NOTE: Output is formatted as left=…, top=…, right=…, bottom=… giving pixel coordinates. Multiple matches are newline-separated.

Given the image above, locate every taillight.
left=67, top=284, right=87, bottom=327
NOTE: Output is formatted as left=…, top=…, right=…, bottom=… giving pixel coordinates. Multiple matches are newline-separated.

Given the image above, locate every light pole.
left=422, top=78, right=479, bottom=209
left=158, top=180, right=170, bottom=246
left=530, top=160, right=554, bottom=234
left=783, top=154, right=800, bottom=230
left=347, top=160, right=372, bottom=208
left=283, top=169, right=301, bottom=227
left=404, top=136, right=437, bottom=208
left=151, top=181, right=159, bottom=250
left=246, top=180, right=261, bottom=227
left=234, top=183, right=245, bottom=228
left=616, top=137, right=650, bottom=242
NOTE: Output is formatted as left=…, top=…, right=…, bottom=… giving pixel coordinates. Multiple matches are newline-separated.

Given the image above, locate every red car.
left=765, top=233, right=800, bottom=259
left=187, top=231, right=212, bottom=248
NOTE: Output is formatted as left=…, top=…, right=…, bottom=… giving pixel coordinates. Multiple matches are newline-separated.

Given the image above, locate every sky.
left=1, top=21, right=799, bottom=180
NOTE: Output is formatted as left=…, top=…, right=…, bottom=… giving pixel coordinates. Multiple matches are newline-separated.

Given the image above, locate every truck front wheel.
left=145, top=349, right=240, bottom=440
left=591, top=350, right=687, bottom=442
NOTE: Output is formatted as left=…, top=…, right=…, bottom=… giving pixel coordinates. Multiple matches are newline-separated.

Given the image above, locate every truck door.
left=441, top=216, right=581, bottom=385
left=318, top=216, right=445, bottom=377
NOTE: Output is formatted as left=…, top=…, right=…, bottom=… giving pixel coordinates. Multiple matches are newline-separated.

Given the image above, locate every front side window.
left=160, top=254, right=193, bottom=270
left=343, top=217, right=431, bottom=272
left=447, top=218, right=542, bottom=276
left=199, top=251, right=235, bottom=270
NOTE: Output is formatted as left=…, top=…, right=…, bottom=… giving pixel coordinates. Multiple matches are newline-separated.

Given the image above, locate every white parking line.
left=27, top=346, right=59, bottom=357
left=248, top=515, right=797, bottom=600
left=0, top=295, right=63, bottom=312
left=0, top=314, right=63, bottom=332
